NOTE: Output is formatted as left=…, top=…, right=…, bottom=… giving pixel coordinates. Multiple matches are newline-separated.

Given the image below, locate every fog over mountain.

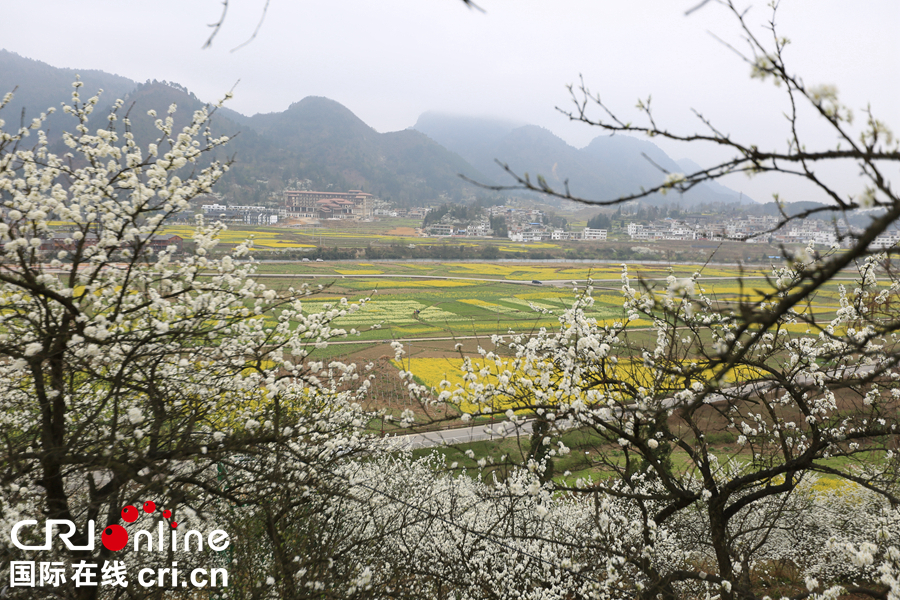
left=0, top=50, right=487, bottom=204
left=414, top=112, right=752, bottom=207
left=2, top=49, right=750, bottom=207
left=244, top=97, right=486, bottom=204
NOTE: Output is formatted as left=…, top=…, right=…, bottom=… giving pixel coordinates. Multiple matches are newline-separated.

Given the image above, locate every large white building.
left=582, top=227, right=608, bottom=241
left=552, top=230, right=579, bottom=241
left=426, top=224, right=454, bottom=236
left=509, top=230, right=549, bottom=242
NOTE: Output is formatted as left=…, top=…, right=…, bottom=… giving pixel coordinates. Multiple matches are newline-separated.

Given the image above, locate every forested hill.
left=0, top=50, right=135, bottom=138
left=0, top=50, right=485, bottom=205
left=1, top=49, right=752, bottom=207
left=245, top=97, right=486, bottom=204
left=414, top=112, right=754, bottom=207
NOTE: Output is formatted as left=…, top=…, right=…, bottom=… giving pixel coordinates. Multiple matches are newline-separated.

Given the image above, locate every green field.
left=234, top=255, right=879, bottom=422
left=248, top=260, right=857, bottom=342
left=145, top=221, right=876, bottom=396
left=267, top=279, right=622, bottom=343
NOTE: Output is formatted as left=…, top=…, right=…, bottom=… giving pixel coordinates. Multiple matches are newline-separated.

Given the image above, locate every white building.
left=664, top=224, right=697, bottom=240
left=552, top=230, right=581, bottom=241
left=426, top=224, right=454, bottom=236
left=582, top=227, right=608, bottom=241
left=869, top=230, right=900, bottom=249
left=466, top=222, right=492, bottom=237
left=509, top=230, right=549, bottom=242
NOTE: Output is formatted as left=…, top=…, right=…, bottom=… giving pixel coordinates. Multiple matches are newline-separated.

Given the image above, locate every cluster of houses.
left=201, top=204, right=280, bottom=226
left=623, top=215, right=841, bottom=246
left=623, top=215, right=900, bottom=248
left=195, top=190, right=378, bottom=225
left=420, top=204, right=900, bottom=250
left=626, top=221, right=699, bottom=241
left=625, top=216, right=833, bottom=244
left=422, top=205, right=614, bottom=242
left=421, top=205, right=613, bottom=242
left=424, top=206, right=551, bottom=241
left=494, top=206, right=609, bottom=242
left=425, top=222, right=493, bottom=237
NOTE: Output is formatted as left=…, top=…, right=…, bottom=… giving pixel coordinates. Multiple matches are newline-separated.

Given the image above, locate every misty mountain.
left=110, top=81, right=274, bottom=180
left=2, top=49, right=751, bottom=208
left=0, top=51, right=484, bottom=205
left=0, top=51, right=279, bottom=190
left=414, top=113, right=753, bottom=207
left=246, top=97, right=485, bottom=203
left=412, top=112, right=522, bottom=182
left=0, top=50, right=231, bottom=142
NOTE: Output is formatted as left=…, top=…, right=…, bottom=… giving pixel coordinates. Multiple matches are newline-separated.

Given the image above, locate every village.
left=182, top=188, right=900, bottom=251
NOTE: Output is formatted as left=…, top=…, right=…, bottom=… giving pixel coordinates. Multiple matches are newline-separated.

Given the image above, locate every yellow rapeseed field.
left=160, top=226, right=316, bottom=249
left=498, top=242, right=560, bottom=251
left=588, top=295, right=628, bottom=306
left=398, top=356, right=766, bottom=414
left=443, top=263, right=520, bottom=276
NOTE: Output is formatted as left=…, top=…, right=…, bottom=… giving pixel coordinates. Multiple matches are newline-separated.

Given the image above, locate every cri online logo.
left=101, top=501, right=176, bottom=551
left=10, top=501, right=177, bottom=552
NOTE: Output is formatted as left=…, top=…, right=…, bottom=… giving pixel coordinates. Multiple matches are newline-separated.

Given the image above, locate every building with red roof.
left=283, top=190, right=374, bottom=220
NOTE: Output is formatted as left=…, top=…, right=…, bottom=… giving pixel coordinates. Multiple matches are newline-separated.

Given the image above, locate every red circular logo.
left=105, top=500, right=174, bottom=551
left=121, top=505, right=139, bottom=523
left=101, top=524, right=128, bottom=551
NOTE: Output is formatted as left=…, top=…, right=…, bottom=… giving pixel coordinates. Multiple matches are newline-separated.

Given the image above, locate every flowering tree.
left=386, top=2, right=900, bottom=599
left=311, top=452, right=899, bottom=600
left=0, top=83, right=387, bottom=599
left=3, top=2, right=900, bottom=598
left=415, top=257, right=898, bottom=599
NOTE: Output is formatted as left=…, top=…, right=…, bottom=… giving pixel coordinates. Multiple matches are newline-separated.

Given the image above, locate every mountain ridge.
left=413, top=112, right=754, bottom=206
left=1, top=49, right=752, bottom=208
left=0, top=51, right=486, bottom=204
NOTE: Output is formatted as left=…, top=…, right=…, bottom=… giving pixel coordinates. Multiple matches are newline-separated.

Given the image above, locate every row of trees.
left=586, top=211, right=612, bottom=230
left=1, top=3, right=899, bottom=599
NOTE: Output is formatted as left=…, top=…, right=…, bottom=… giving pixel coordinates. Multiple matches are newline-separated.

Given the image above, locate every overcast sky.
left=2, top=0, right=898, bottom=203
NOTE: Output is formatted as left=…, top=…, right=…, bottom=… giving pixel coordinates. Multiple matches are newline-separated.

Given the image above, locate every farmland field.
left=250, top=260, right=776, bottom=281
left=234, top=257, right=878, bottom=415
left=245, top=259, right=871, bottom=341
left=159, top=221, right=496, bottom=250
left=146, top=221, right=879, bottom=409
left=157, top=218, right=812, bottom=264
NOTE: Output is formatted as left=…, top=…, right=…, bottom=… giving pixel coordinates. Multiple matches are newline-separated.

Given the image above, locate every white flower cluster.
left=0, top=85, right=385, bottom=580
left=410, top=256, right=900, bottom=598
